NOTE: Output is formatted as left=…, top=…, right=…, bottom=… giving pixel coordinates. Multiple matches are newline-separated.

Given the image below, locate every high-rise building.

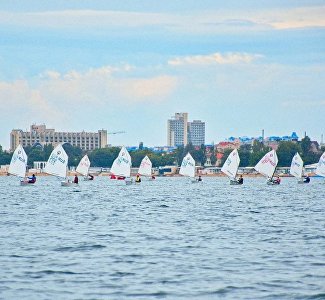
left=188, top=120, right=205, bottom=146
left=10, top=124, right=107, bottom=151
left=167, top=113, right=205, bottom=147
left=167, top=113, right=188, bottom=147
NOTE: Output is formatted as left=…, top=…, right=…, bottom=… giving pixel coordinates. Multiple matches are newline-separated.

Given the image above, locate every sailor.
left=28, top=174, right=36, bottom=183
left=73, top=174, right=79, bottom=184
left=88, top=174, right=94, bottom=180
left=197, top=175, right=202, bottom=182
left=135, top=174, right=141, bottom=183
left=303, top=175, right=310, bottom=183
left=237, top=175, right=243, bottom=184
left=273, top=176, right=281, bottom=184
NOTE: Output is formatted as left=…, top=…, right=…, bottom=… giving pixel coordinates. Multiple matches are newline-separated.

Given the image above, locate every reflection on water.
left=0, top=176, right=324, bottom=299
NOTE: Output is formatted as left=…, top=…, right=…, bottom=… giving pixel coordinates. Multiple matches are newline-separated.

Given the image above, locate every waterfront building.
left=167, top=113, right=188, bottom=147
left=188, top=120, right=205, bottom=146
left=167, top=113, right=205, bottom=147
left=10, top=124, right=107, bottom=151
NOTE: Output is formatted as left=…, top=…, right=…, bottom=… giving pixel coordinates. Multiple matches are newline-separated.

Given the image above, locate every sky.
left=0, top=0, right=324, bottom=150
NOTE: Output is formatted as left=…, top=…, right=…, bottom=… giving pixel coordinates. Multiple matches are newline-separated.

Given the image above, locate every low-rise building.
left=10, top=124, right=107, bottom=151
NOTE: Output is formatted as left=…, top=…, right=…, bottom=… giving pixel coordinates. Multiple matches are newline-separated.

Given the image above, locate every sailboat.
left=315, top=152, right=325, bottom=180
left=138, top=155, right=152, bottom=179
left=254, top=149, right=279, bottom=185
left=76, top=154, right=92, bottom=180
left=179, top=152, right=197, bottom=183
left=43, top=144, right=71, bottom=186
left=289, top=152, right=307, bottom=183
left=221, top=149, right=242, bottom=185
left=8, top=144, right=31, bottom=186
left=110, top=146, right=132, bottom=185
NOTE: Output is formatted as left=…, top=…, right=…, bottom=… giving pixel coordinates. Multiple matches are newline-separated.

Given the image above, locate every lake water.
left=0, top=176, right=324, bottom=299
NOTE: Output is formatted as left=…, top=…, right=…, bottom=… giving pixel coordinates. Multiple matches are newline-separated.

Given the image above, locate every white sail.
left=110, top=146, right=131, bottom=177
left=8, top=145, right=27, bottom=178
left=179, top=152, right=195, bottom=178
left=289, top=152, right=303, bottom=179
left=44, top=144, right=68, bottom=178
left=315, top=152, right=325, bottom=177
left=254, top=150, right=278, bottom=178
left=76, top=154, right=90, bottom=176
left=221, top=149, right=240, bottom=180
left=138, top=155, right=152, bottom=176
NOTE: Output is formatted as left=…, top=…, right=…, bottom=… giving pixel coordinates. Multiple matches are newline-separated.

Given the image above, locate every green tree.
left=277, top=141, right=301, bottom=167
left=0, top=145, right=11, bottom=165
left=249, top=141, right=271, bottom=166
left=88, top=147, right=120, bottom=167
left=62, top=143, right=83, bottom=167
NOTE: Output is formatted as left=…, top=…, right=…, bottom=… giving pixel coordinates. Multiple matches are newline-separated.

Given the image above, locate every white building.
left=188, top=120, right=205, bottom=146
left=167, top=113, right=205, bottom=147
left=167, top=113, right=188, bottom=147
left=10, top=124, right=107, bottom=151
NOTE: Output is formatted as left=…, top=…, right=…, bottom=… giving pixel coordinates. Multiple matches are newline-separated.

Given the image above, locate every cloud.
left=0, top=6, right=324, bottom=34
left=0, top=65, right=178, bottom=120
left=168, top=52, right=263, bottom=66
left=282, top=100, right=325, bottom=107
left=0, top=80, right=63, bottom=125
left=118, top=75, right=178, bottom=101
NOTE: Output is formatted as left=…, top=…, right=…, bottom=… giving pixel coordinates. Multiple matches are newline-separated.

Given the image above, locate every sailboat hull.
left=230, top=180, right=242, bottom=185
left=267, top=181, right=280, bottom=185
left=20, top=180, right=32, bottom=186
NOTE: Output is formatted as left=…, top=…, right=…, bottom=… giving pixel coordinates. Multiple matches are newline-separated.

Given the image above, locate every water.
left=1, top=176, right=324, bottom=299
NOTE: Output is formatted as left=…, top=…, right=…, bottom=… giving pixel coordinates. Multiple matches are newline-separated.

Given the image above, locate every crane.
left=107, top=131, right=126, bottom=135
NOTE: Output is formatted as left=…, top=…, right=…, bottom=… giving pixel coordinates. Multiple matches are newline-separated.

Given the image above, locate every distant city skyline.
left=0, top=1, right=324, bottom=150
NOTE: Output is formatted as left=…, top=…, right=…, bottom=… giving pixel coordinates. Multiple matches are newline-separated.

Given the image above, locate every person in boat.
left=88, top=174, right=94, bottom=180
left=73, top=174, right=79, bottom=184
left=28, top=174, right=36, bottom=183
left=135, top=174, right=141, bottom=183
left=197, top=175, right=202, bottom=182
left=303, top=175, right=310, bottom=183
left=273, top=176, right=281, bottom=184
left=237, top=175, right=243, bottom=184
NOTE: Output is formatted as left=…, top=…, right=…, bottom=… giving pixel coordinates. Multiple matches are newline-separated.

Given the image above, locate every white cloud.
left=282, top=100, right=325, bottom=107
left=0, top=6, right=324, bottom=33
left=0, top=65, right=178, bottom=119
left=168, top=52, right=263, bottom=66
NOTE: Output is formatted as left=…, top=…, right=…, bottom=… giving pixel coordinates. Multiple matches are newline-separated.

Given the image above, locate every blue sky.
left=0, top=1, right=324, bottom=149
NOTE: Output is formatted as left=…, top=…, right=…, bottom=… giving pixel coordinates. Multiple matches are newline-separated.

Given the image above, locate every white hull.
left=297, top=179, right=310, bottom=184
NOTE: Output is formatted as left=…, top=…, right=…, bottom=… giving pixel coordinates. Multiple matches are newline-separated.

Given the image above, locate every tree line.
left=0, top=136, right=324, bottom=168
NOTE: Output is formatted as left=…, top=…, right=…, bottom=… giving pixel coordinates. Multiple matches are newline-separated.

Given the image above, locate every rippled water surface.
left=1, top=176, right=324, bottom=299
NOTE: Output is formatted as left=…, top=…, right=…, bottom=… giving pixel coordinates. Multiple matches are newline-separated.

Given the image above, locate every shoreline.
left=0, top=172, right=317, bottom=178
